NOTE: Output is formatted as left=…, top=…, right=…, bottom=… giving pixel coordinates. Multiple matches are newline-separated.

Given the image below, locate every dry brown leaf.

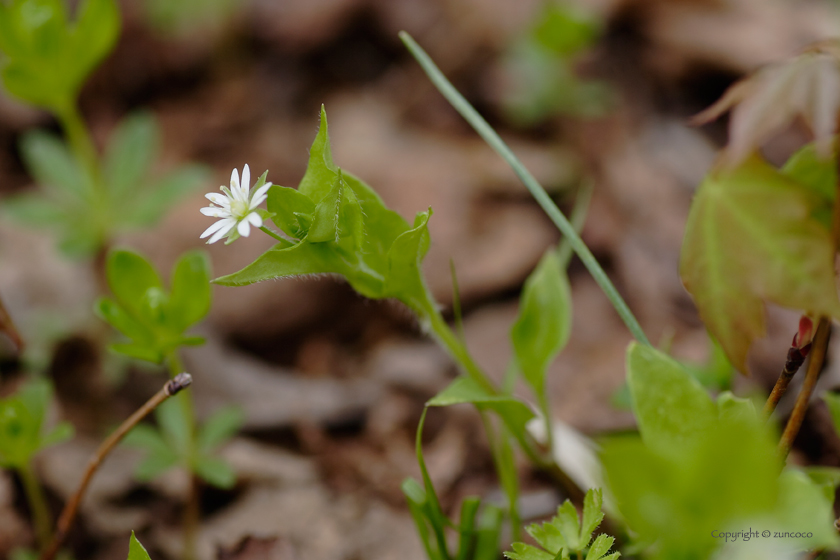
left=692, top=44, right=840, bottom=166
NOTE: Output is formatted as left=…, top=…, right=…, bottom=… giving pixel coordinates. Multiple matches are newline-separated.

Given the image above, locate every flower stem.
left=427, top=310, right=497, bottom=395
left=400, top=32, right=650, bottom=347
left=166, top=351, right=200, bottom=560
left=18, top=462, right=51, bottom=552
left=40, top=373, right=193, bottom=560
left=259, top=226, right=287, bottom=243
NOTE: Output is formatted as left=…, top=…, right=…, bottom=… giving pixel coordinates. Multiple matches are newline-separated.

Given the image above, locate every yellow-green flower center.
left=230, top=199, right=250, bottom=219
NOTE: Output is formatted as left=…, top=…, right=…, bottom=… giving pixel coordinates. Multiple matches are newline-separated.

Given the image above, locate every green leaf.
left=124, top=424, right=170, bottom=455
left=781, top=141, right=836, bottom=204
left=585, top=534, right=617, bottom=560
left=307, top=171, right=363, bottom=248
left=267, top=185, right=315, bottom=238
left=531, top=2, right=600, bottom=56
left=194, top=455, right=236, bottom=489
left=428, top=376, right=536, bottom=436
left=134, top=448, right=179, bottom=481
left=107, top=249, right=163, bottom=319
left=108, top=342, right=162, bottom=363
left=155, top=397, right=190, bottom=451
left=167, top=251, right=211, bottom=332
left=95, top=298, right=154, bottom=344
left=298, top=105, right=338, bottom=203
left=580, top=488, right=604, bottom=546
left=197, top=406, right=243, bottom=453
left=601, top=418, right=780, bottom=558
left=504, top=542, right=556, bottom=560
left=626, top=342, right=717, bottom=456
left=19, top=130, right=90, bottom=201
left=122, top=165, right=209, bottom=228
left=716, top=391, right=757, bottom=425
left=128, top=532, right=152, bottom=560
left=71, top=0, right=120, bottom=89
left=511, top=250, right=572, bottom=396
left=384, top=209, right=434, bottom=314
left=40, top=421, right=73, bottom=448
left=554, top=501, right=582, bottom=551
left=474, top=506, right=503, bottom=560
left=773, top=468, right=839, bottom=550
left=214, top=240, right=351, bottom=286
left=680, top=157, right=840, bottom=372
left=2, top=194, right=66, bottom=226
left=104, top=111, right=158, bottom=198
left=803, top=465, right=840, bottom=502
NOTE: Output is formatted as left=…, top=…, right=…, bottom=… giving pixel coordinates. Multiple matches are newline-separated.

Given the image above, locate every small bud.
left=165, top=373, right=193, bottom=396
left=792, top=316, right=814, bottom=350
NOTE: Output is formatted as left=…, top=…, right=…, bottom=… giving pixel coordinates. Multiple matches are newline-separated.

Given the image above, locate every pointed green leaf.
left=194, top=455, right=236, bottom=489
left=104, top=111, right=158, bottom=198
left=525, top=520, right=565, bottom=554
left=680, top=157, right=840, bottom=372
left=155, top=397, right=190, bottom=451
left=384, top=208, right=434, bottom=314
left=39, top=421, right=73, bottom=448
left=122, top=165, right=209, bottom=228
left=1, top=194, right=66, bottom=227
left=781, top=141, right=836, bottom=205
left=579, top=488, right=604, bottom=546
left=554, top=501, right=581, bottom=551
left=213, top=240, right=350, bottom=286
left=298, top=105, right=338, bottom=202
left=197, top=406, right=243, bottom=453
left=267, top=185, right=315, bottom=238
left=511, top=250, right=572, bottom=396
left=504, top=542, right=555, bottom=560
left=428, top=376, right=536, bottom=437
left=123, top=424, right=170, bottom=455
left=71, top=0, right=120, bottom=89
left=167, top=251, right=211, bottom=331
left=134, top=448, right=179, bottom=481
left=716, top=391, right=756, bottom=424
left=128, top=532, right=152, bottom=560
left=585, top=534, right=616, bottom=560
left=20, top=130, right=90, bottom=201
left=626, top=342, right=716, bottom=456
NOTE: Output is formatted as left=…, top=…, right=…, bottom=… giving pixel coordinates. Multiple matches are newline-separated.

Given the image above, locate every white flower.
left=200, top=164, right=272, bottom=244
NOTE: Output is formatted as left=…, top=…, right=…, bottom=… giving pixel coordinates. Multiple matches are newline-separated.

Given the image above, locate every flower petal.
left=245, top=212, right=263, bottom=228
left=208, top=219, right=237, bottom=243
left=249, top=182, right=272, bottom=208
left=237, top=219, right=251, bottom=237
left=241, top=164, right=251, bottom=196
left=231, top=167, right=240, bottom=194
left=200, top=218, right=232, bottom=239
left=201, top=207, right=231, bottom=217
left=206, top=192, right=231, bottom=208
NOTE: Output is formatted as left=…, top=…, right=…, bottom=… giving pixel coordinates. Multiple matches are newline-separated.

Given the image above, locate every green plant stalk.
left=427, top=310, right=497, bottom=395
left=399, top=32, right=650, bottom=347
left=259, top=226, right=287, bottom=243
left=166, top=351, right=199, bottom=560
left=480, top=412, right=521, bottom=543
left=18, top=462, right=52, bottom=551
left=55, top=103, right=100, bottom=193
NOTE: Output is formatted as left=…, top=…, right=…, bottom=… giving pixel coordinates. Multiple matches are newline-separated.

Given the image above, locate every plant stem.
left=400, top=32, right=650, bottom=347
left=778, top=317, right=831, bottom=459
left=763, top=342, right=810, bottom=417
left=166, top=351, right=200, bottom=560
left=538, top=391, right=555, bottom=457
left=259, top=226, right=287, bottom=243
left=427, top=310, right=497, bottom=395
left=55, top=103, right=100, bottom=192
left=19, top=463, right=52, bottom=552
left=40, top=374, right=193, bottom=560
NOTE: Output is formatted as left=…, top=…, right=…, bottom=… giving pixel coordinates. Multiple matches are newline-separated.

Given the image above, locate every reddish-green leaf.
left=680, top=157, right=840, bottom=372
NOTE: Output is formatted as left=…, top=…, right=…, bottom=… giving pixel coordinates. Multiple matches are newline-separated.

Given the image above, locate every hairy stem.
left=166, top=351, right=200, bottom=560
left=763, top=343, right=810, bottom=417
left=19, top=462, right=52, bottom=552
left=778, top=318, right=831, bottom=458
left=41, top=374, right=193, bottom=560
left=400, top=32, right=650, bottom=347
left=259, top=226, right=287, bottom=243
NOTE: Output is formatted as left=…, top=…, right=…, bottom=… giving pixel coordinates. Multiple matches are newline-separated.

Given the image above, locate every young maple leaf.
left=692, top=42, right=840, bottom=167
